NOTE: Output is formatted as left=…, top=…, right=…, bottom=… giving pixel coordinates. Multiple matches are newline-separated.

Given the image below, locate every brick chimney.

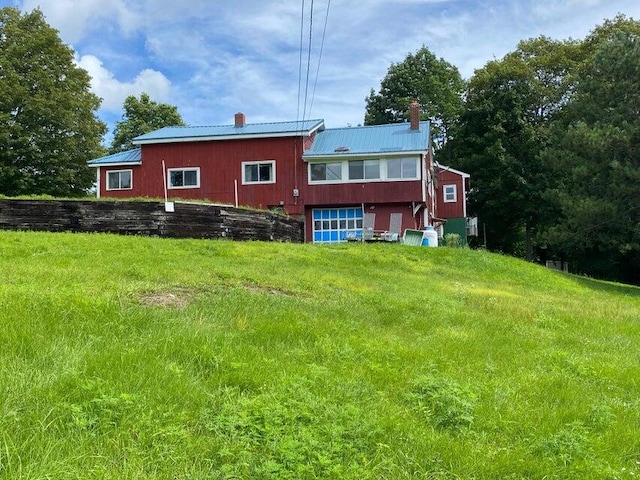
left=410, top=101, right=420, bottom=130
left=234, top=112, right=246, bottom=128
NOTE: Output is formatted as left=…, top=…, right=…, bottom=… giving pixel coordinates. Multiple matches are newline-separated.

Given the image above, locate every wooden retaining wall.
left=0, top=200, right=304, bottom=242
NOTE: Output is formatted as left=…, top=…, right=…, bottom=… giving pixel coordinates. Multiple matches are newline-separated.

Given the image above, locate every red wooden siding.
left=302, top=178, right=424, bottom=206
left=99, top=136, right=308, bottom=216
left=436, top=169, right=467, bottom=218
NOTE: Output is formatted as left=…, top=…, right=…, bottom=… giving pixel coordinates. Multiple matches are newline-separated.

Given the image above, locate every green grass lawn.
left=1, top=230, right=639, bottom=479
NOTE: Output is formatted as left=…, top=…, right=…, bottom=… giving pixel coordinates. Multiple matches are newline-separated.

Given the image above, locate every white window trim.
left=168, top=167, right=200, bottom=189
left=308, top=157, right=420, bottom=185
left=443, top=184, right=457, bottom=203
left=348, top=159, right=381, bottom=181
left=106, top=169, right=133, bottom=191
left=385, top=157, right=420, bottom=181
left=309, top=161, right=343, bottom=183
left=242, top=160, right=276, bottom=185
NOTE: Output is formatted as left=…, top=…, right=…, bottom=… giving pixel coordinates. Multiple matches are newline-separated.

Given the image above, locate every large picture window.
left=106, top=170, right=132, bottom=190
left=308, top=157, right=419, bottom=184
left=243, top=161, right=275, bottom=184
left=168, top=167, right=200, bottom=189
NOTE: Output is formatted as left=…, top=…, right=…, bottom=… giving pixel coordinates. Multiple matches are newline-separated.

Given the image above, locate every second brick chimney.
left=235, top=112, right=246, bottom=128
left=409, top=101, right=420, bottom=130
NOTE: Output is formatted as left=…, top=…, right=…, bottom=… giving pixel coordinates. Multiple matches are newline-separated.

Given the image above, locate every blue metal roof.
left=87, top=148, right=141, bottom=166
left=303, top=122, right=430, bottom=159
left=133, top=119, right=325, bottom=145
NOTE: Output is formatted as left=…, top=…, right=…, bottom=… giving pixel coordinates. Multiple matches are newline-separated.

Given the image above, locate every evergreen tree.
left=454, top=37, right=580, bottom=259
left=543, top=26, right=640, bottom=283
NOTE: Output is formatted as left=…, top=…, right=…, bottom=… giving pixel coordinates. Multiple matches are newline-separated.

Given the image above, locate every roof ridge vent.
left=334, top=146, right=350, bottom=152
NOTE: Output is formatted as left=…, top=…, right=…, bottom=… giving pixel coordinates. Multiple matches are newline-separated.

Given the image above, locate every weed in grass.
left=408, top=374, right=477, bottom=431
left=197, top=381, right=384, bottom=479
left=233, top=315, right=250, bottom=331
left=588, top=402, right=616, bottom=430
left=536, top=421, right=592, bottom=466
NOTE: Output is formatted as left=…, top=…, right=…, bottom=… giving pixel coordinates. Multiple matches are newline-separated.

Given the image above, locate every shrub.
left=444, top=233, right=461, bottom=248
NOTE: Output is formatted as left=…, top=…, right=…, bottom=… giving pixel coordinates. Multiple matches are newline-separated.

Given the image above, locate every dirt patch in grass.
left=138, top=289, right=196, bottom=308
left=243, top=282, right=297, bottom=297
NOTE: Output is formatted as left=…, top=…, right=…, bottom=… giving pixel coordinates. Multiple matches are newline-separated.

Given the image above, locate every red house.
left=435, top=164, right=475, bottom=244
left=89, top=103, right=471, bottom=243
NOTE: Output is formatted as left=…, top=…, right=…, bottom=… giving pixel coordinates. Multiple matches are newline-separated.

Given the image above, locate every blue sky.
left=3, top=0, right=640, bottom=143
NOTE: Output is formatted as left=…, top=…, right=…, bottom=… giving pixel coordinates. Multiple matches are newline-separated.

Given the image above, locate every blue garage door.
left=312, top=207, right=364, bottom=243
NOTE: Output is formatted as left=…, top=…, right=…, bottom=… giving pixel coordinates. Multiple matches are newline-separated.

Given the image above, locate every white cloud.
left=14, top=0, right=640, bottom=130
left=76, top=54, right=172, bottom=112
left=21, top=0, right=140, bottom=43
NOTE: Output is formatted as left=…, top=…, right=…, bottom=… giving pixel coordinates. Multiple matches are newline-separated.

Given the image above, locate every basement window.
left=106, top=169, right=132, bottom=190
left=243, top=161, right=275, bottom=184
left=168, top=167, right=200, bottom=189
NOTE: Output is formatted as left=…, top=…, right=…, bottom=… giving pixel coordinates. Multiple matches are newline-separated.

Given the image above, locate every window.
left=308, top=157, right=419, bottom=184
left=349, top=160, right=380, bottom=180
left=443, top=184, right=457, bottom=203
left=243, top=161, right=275, bottom=184
left=168, top=167, right=200, bottom=189
left=106, top=170, right=132, bottom=190
left=387, top=157, right=418, bottom=179
left=310, top=162, right=342, bottom=182
left=312, top=207, right=363, bottom=243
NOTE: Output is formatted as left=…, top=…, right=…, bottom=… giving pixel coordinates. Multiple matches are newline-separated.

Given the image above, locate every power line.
left=296, top=0, right=306, bottom=124
left=308, top=0, right=331, bottom=119
left=297, top=0, right=331, bottom=122
left=302, top=0, right=314, bottom=122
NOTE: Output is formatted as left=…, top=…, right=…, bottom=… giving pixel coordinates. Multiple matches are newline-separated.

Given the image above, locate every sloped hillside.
left=1, top=231, right=638, bottom=479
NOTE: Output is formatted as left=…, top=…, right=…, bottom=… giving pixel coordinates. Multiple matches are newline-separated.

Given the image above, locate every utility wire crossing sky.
left=3, top=0, right=640, bottom=140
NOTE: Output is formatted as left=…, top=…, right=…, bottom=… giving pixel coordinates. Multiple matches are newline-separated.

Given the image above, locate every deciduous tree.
left=109, top=93, right=184, bottom=154
left=364, top=46, right=465, bottom=155
left=0, top=7, right=106, bottom=197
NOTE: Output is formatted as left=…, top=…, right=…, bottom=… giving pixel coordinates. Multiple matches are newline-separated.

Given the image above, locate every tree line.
left=365, top=15, right=640, bottom=285
left=1, top=6, right=638, bottom=283
left=0, top=7, right=183, bottom=196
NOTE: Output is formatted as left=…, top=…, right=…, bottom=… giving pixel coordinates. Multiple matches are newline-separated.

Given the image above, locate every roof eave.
left=435, top=162, right=471, bottom=178
left=133, top=121, right=325, bottom=145
left=303, top=149, right=427, bottom=161
left=87, top=161, right=142, bottom=167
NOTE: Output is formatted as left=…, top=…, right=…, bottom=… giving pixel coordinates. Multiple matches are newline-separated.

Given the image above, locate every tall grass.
left=1, top=230, right=639, bottom=479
